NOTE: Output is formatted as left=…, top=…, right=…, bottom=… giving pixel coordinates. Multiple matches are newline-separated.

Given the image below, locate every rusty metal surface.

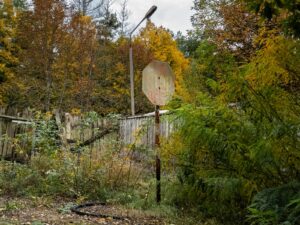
left=142, top=60, right=175, bottom=106
left=155, top=105, right=161, bottom=203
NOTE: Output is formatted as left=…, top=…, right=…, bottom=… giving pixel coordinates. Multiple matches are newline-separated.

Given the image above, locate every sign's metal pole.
left=155, top=105, right=161, bottom=203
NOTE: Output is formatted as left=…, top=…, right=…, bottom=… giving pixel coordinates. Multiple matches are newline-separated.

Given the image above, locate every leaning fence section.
left=62, top=113, right=115, bottom=153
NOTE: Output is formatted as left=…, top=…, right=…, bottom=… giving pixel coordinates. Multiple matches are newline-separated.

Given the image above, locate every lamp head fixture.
left=144, top=5, right=157, bottom=19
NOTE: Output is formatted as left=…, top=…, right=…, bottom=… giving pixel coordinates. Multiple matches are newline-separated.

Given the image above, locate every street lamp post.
left=129, top=5, right=157, bottom=116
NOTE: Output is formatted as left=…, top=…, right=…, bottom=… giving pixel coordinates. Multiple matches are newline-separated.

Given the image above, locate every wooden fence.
left=0, top=108, right=34, bottom=160
left=119, top=111, right=177, bottom=148
left=0, top=108, right=178, bottom=159
left=61, top=112, right=115, bottom=152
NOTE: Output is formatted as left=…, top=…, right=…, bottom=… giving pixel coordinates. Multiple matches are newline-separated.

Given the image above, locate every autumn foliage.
left=0, top=0, right=188, bottom=115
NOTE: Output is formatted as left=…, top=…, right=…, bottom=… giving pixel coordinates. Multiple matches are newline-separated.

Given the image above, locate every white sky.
left=112, top=0, right=194, bottom=35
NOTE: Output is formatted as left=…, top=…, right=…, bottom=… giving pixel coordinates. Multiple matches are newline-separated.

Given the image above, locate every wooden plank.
left=2, top=121, right=9, bottom=157
left=0, top=118, right=3, bottom=158
left=0, top=114, right=30, bottom=122
left=119, top=114, right=176, bottom=148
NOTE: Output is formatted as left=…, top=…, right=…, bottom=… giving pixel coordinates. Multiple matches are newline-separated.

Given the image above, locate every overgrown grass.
left=0, top=111, right=226, bottom=224
left=0, top=148, right=225, bottom=225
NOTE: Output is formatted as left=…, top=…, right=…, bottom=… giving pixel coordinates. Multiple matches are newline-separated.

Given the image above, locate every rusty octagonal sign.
left=142, top=60, right=175, bottom=106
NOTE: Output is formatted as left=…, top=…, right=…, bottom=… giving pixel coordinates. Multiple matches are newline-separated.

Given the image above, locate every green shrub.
left=163, top=91, right=300, bottom=223
left=248, top=182, right=300, bottom=225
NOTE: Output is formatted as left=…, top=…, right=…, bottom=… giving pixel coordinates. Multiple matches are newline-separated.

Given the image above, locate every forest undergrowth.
left=0, top=121, right=221, bottom=225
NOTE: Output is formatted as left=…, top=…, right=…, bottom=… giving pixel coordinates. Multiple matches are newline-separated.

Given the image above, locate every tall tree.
left=175, top=30, right=201, bottom=57
left=17, top=0, right=66, bottom=111
left=60, top=13, right=98, bottom=111
left=95, top=0, right=120, bottom=41
left=244, top=0, right=300, bottom=36
left=118, top=0, right=130, bottom=37
left=12, top=0, right=27, bottom=9
left=192, top=0, right=260, bottom=61
left=70, top=0, right=104, bottom=16
left=0, top=0, right=23, bottom=107
left=0, top=0, right=17, bottom=84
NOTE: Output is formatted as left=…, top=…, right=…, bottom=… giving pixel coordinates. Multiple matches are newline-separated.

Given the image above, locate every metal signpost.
left=142, top=60, right=175, bottom=203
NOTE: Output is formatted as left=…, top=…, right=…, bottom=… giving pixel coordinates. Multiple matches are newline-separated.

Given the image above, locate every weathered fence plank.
left=119, top=111, right=176, bottom=148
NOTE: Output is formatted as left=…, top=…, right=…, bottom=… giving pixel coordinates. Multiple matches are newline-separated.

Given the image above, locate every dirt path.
left=0, top=197, right=166, bottom=225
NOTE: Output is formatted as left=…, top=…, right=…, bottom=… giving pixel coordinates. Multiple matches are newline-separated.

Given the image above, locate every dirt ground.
left=0, top=197, right=167, bottom=225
